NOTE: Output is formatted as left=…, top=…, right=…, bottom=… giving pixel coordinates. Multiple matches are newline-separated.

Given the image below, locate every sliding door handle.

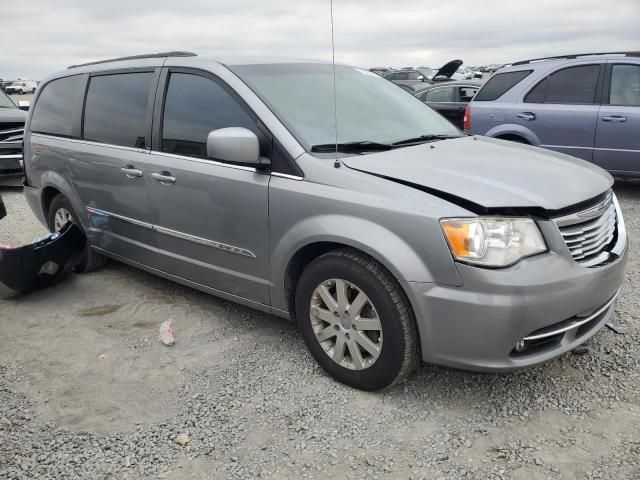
left=121, top=166, right=143, bottom=178
left=602, top=115, right=627, bottom=122
left=151, top=172, right=176, bottom=185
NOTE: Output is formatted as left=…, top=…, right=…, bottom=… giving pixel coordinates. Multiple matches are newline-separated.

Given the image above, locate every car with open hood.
left=22, top=52, right=627, bottom=390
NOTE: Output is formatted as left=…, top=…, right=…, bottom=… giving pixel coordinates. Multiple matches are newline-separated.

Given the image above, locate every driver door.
left=146, top=68, right=271, bottom=304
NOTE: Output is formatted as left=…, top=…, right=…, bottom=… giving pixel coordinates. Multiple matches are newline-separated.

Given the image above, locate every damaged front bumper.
left=0, top=194, right=86, bottom=297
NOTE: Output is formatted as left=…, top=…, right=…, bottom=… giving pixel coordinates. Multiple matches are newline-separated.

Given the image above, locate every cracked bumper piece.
left=0, top=222, right=86, bottom=298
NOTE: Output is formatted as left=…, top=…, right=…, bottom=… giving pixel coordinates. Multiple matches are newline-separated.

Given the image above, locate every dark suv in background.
left=0, top=89, right=26, bottom=178
left=466, top=52, right=640, bottom=176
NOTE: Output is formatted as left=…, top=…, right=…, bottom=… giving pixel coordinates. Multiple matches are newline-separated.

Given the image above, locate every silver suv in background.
left=22, top=52, right=627, bottom=390
left=465, top=52, right=640, bottom=176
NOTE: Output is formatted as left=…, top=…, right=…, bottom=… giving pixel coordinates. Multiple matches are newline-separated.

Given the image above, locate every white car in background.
left=5, top=81, right=37, bottom=94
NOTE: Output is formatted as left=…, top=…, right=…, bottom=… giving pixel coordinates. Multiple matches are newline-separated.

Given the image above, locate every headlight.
left=440, top=217, right=547, bottom=267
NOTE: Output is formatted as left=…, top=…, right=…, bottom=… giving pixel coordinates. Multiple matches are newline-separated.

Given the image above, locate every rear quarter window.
left=30, top=75, right=85, bottom=137
left=474, top=70, right=532, bottom=101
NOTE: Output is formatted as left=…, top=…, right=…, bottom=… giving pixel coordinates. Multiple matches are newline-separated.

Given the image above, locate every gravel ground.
left=0, top=181, right=639, bottom=480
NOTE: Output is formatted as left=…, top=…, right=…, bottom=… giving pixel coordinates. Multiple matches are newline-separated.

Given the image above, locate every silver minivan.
left=23, top=52, right=628, bottom=390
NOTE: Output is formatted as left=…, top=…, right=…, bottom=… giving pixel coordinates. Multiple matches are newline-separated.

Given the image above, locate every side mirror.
left=206, top=127, right=260, bottom=164
left=417, top=75, right=424, bottom=81
left=18, top=100, right=30, bottom=111
left=433, top=75, right=449, bottom=82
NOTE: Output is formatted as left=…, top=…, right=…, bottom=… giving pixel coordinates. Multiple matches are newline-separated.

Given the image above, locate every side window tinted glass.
left=546, top=65, right=599, bottom=104
left=30, top=75, right=84, bottom=137
left=161, top=73, right=257, bottom=158
left=474, top=70, right=532, bottom=101
left=426, top=87, right=454, bottom=102
left=525, top=77, right=548, bottom=103
left=609, top=64, right=640, bottom=106
left=83, top=72, right=153, bottom=148
left=459, top=86, right=478, bottom=102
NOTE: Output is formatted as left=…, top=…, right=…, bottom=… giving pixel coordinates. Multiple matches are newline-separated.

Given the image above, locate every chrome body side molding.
left=86, top=206, right=256, bottom=258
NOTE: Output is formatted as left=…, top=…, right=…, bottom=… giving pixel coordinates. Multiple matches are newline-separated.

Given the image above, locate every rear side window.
left=161, top=73, right=257, bottom=158
left=30, top=75, right=84, bottom=137
left=609, top=64, right=640, bottom=106
left=545, top=65, right=599, bottom=104
left=426, top=86, right=454, bottom=102
left=524, top=78, right=548, bottom=103
left=474, top=70, right=532, bottom=101
left=83, top=72, right=154, bottom=148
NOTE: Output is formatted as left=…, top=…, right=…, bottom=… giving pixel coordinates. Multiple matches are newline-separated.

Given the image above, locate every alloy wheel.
left=53, top=208, right=73, bottom=231
left=309, top=278, right=383, bottom=370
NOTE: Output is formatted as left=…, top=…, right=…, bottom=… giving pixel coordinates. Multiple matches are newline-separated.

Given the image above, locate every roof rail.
left=67, top=51, right=197, bottom=69
left=511, top=51, right=640, bottom=66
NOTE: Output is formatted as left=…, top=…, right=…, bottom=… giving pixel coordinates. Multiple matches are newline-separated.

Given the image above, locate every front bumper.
left=408, top=220, right=628, bottom=372
left=0, top=140, right=23, bottom=177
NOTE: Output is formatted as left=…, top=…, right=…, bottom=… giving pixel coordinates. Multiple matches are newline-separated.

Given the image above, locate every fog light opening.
left=515, top=339, right=526, bottom=352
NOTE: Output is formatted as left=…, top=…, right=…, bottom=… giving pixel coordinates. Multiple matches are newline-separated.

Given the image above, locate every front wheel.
left=295, top=249, right=418, bottom=390
left=47, top=194, right=107, bottom=273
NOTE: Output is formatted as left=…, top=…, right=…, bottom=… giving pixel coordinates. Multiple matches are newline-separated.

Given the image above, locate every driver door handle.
left=517, top=112, right=536, bottom=121
left=151, top=172, right=176, bottom=185
left=602, top=115, right=627, bottom=122
left=121, top=166, right=143, bottom=178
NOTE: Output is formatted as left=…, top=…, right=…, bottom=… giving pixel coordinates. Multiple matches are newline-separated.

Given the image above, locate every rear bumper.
left=409, top=231, right=628, bottom=372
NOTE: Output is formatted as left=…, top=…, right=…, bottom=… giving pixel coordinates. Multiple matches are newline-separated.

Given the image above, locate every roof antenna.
left=330, top=0, right=340, bottom=169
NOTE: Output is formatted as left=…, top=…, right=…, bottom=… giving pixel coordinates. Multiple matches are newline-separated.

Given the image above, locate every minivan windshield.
left=231, top=63, right=461, bottom=152
left=0, top=90, right=16, bottom=109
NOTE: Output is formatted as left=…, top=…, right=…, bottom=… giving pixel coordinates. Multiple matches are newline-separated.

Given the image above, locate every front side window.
left=545, top=65, right=600, bottom=104
left=231, top=63, right=460, bottom=150
left=609, top=64, right=640, bottom=106
left=426, top=87, right=454, bottom=102
left=161, top=73, right=257, bottom=158
left=474, top=70, right=532, bottom=101
left=83, top=72, right=153, bottom=148
left=31, top=75, right=84, bottom=137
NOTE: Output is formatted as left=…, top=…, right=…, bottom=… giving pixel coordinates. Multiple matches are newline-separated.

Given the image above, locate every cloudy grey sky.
left=1, top=0, right=638, bottom=80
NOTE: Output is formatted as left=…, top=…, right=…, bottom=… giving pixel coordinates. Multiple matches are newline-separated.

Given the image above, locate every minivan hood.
left=341, top=136, right=613, bottom=213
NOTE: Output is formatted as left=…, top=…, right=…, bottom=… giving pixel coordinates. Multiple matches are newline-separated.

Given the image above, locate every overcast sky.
left=1, top=0, right=638, bottom=80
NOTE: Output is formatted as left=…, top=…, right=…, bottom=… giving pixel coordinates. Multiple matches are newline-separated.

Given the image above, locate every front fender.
left=270, top=214, right=462, bottom=312
left=484, top=123, right=541, bottom=145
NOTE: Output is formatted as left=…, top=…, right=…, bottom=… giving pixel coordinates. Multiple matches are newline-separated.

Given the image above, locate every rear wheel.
left=295, top=249, right=418, bottom=390
left=47, top=194, right=107, bottom=273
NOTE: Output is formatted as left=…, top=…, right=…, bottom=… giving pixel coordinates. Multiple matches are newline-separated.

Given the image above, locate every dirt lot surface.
left=0, top=182, right=639, bottom=479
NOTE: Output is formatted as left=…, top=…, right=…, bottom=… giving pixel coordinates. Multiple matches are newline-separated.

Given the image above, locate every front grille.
left=553, top=192, right=617, bottom=267
left=0, top=122, right=24, bottom=173
left=0, top=123, right=24, bottom=143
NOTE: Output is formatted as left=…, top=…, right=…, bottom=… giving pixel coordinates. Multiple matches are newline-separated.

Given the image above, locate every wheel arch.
left=484, top=123, right=541, bottom=146
left=38, top=171, right=88, bottom=230
left=272, top=214, right=450, bottom=321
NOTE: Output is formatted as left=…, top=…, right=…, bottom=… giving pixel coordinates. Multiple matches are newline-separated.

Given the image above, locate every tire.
left=47, top=194, right=107, bottom=273
left=18, top=89, right=23, bottom=95
left=295, top=248, right=418, bottom=391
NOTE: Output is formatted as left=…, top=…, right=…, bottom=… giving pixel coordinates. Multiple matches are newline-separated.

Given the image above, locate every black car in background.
left=0, top=89, right=26, bottom=178
left=413, top=80, right=482, bottom=128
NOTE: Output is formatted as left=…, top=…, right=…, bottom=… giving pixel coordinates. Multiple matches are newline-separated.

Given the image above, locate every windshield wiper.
left=311, top=141, right=394, bottom=153
left=392, top=134, right=461, bottom=146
